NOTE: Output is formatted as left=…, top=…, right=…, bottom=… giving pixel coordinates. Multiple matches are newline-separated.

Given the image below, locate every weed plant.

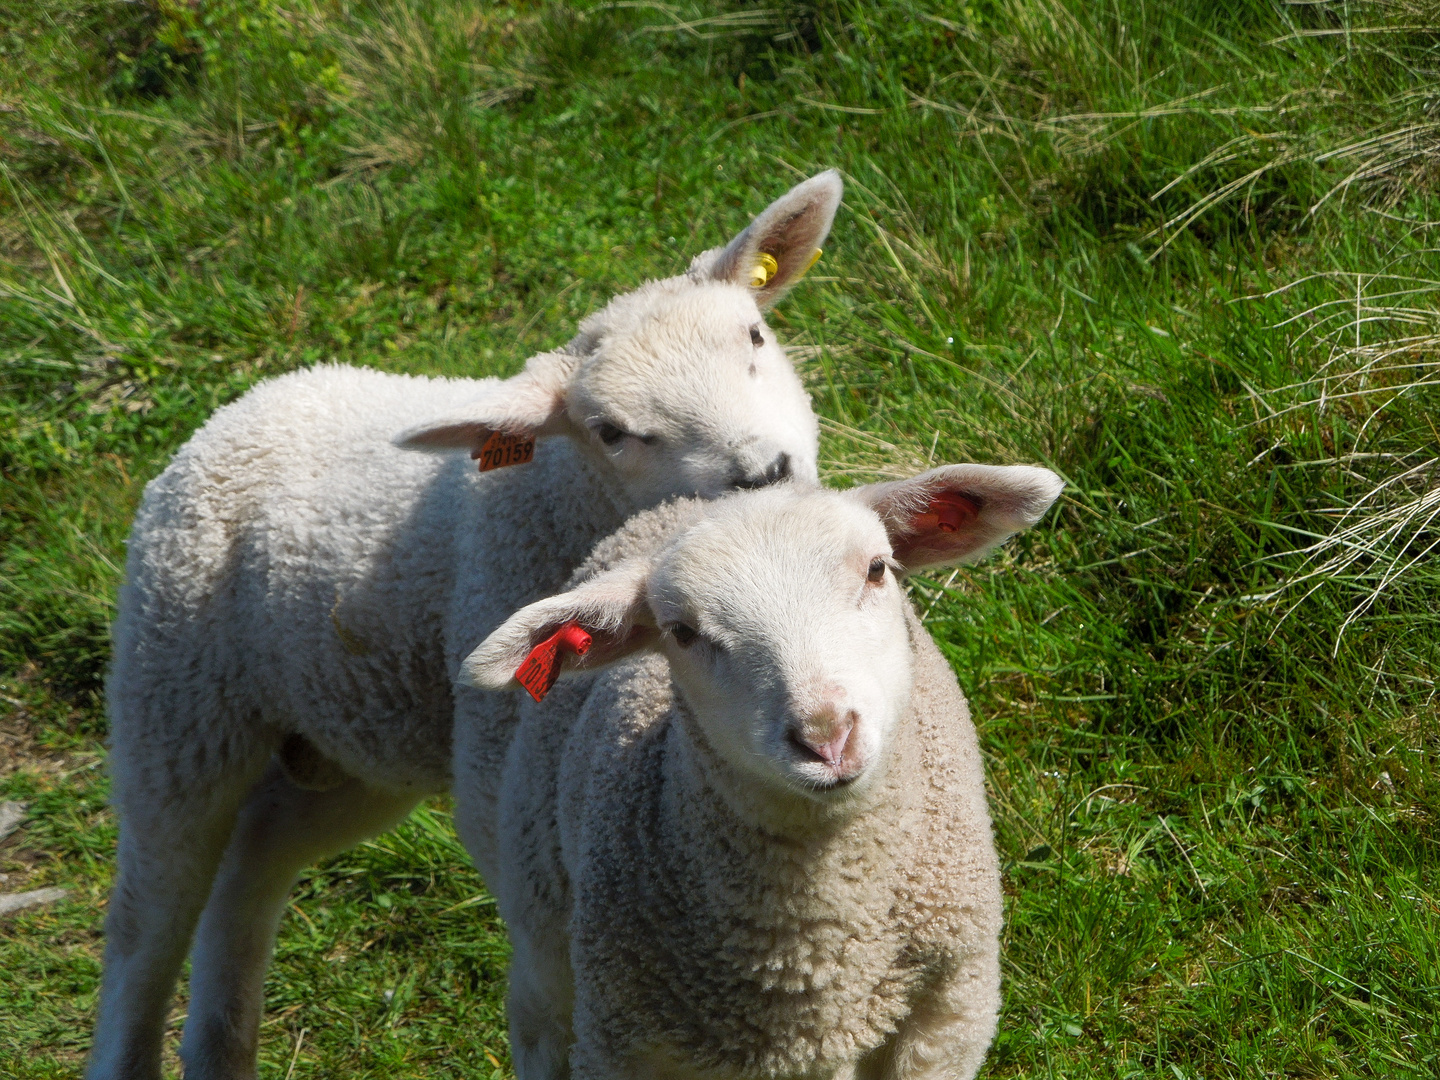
left=1, top=1, right=1436, bottom=1077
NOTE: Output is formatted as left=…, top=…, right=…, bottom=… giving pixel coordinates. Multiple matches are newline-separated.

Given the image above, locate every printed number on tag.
left=514, top=646, right=560, bottom=703
left=515, top=624, right=593, bottom=703
left=476, top=430, right=536, bottom=472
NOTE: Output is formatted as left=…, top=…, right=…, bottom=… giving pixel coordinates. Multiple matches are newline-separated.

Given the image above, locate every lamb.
left=461, top=462, right=1065, bottom=1080
left=88, top=172, right=844, bottom=1080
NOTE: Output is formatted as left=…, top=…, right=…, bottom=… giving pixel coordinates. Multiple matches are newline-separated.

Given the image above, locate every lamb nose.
left=732, top=452, right=792, bottom=490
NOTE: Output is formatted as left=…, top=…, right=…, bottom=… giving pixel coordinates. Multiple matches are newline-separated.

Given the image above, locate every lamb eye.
left=867, top=558, right=886, bottom=584
left=596, top=422, right=626, bottom=446
left=671, top=623, right=698, bottom=647
left=749, top=324, right=764, bottom=348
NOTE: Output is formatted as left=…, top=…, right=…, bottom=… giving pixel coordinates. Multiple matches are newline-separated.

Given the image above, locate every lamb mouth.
left=807, top=772, right=860, bottom=791
left=791, top=761, right=864, bottom=793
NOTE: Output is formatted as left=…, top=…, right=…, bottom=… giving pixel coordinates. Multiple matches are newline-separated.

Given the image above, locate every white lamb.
left=462, top=462, right=1065, bottom=1080
left=89, top=172, right=844, bottom=1080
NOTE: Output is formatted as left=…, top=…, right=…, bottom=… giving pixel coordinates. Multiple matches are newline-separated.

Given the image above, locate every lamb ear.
left=690, top=170, right=843, bottom=308
left=851, top=464, right=1065, bottom=573
left=460, top=559, right=659, bottom=692
left=393, top=351, right=577, bottom=455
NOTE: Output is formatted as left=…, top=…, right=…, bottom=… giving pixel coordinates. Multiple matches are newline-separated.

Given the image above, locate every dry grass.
left=1242, top=255, right=1440, bottom=649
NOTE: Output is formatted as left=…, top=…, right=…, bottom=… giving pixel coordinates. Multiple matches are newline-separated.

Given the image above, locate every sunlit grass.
left=2, top=1, right=1437, bottom=1077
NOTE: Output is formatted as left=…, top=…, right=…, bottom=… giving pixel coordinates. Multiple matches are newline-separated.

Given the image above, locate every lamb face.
left=647, top=487, right=914, bottom=797
left=562, top=284, right=818, bottom=503
left=466, top=463, right=1067, bottom=805
left=395, top=170, right=841, bottom=505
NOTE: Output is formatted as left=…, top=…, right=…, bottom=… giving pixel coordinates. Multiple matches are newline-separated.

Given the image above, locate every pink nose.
left=790, top=704, right=861, bottom=778
left=796, top=720, right=853, bottom=767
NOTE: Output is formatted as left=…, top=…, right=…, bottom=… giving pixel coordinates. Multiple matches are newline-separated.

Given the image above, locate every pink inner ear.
left=920, top=492, right=980, bottom=534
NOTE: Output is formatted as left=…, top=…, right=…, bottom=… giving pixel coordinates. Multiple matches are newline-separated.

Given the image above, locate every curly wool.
left=570, top=616, right=999, bottom=1079
left=109, top=362, right=623, bottom=802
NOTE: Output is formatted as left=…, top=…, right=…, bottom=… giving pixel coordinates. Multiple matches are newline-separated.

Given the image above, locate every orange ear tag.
left=475, top=430, right=536, bottom=472
left=929, top=493, right=980, bottom=533
left=514, top=623, right=593, bottom=703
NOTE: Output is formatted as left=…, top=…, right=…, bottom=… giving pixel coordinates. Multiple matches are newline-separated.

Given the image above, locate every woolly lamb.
left=463, top=463, right=1065, bottom=1080
left=89, top=172, right=844, bottom=1080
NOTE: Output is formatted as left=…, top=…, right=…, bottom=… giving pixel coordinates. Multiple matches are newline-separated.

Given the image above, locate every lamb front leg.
left=878, top=954, right=1002, bottom=1080
left=506, top=928, right=576, bottom=1080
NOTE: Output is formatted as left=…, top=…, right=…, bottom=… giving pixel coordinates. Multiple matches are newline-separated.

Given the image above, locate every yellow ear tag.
left=749, top=252, right=779, bottom=289
left=800, top=247, right=822, bottom=277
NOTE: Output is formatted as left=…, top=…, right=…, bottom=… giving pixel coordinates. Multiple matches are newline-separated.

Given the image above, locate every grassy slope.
left=1, top=0, right=1437, bottom=1076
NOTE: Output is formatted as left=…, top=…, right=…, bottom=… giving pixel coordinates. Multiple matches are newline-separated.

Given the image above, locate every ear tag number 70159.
left=515, top=623, right=593, bottom=702
left=474, top=430, right=537, bottom=472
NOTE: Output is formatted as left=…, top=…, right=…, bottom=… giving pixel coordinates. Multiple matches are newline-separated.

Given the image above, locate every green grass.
left=2, top=0, right=1437, bottom=1076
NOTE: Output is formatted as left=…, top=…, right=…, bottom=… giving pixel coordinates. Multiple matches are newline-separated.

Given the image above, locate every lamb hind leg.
left=180, top=760, right=423, bottom=1080
left=86, top=762, right=264, bottom=1080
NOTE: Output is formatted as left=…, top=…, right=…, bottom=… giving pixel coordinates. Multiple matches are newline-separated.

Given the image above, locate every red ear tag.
left=514, top=623, right=593, bottom=703
left=929, top=493, right=980, bottom=533
left=475, top=430, right=536, bottom=472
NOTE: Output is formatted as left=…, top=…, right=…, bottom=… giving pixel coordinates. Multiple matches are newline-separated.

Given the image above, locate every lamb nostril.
left=767, top=452, right=791, bottom=485
left=788, top=728, right=826, bottom=764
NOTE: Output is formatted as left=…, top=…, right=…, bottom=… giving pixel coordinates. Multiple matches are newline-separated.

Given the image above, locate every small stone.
left=0, top=887, right=68, bottom=917
left=0, top=801, right=27, bottom=843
